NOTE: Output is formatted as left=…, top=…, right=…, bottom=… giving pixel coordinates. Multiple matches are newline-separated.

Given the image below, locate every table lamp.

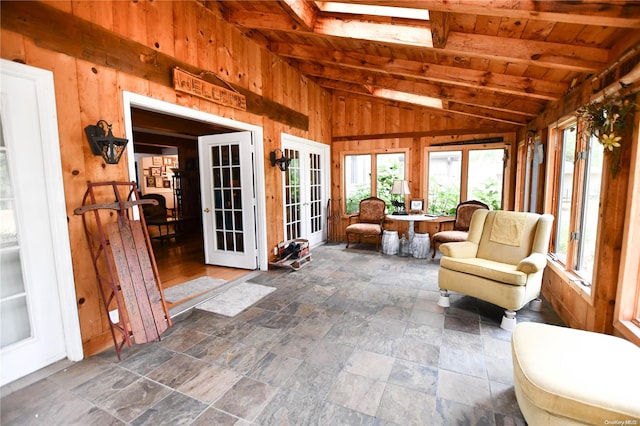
left=391, top=180, right=410, bottom=215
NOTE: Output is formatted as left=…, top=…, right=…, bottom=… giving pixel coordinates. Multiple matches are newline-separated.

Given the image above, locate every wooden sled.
left=74, top=181, right=171, bottom=359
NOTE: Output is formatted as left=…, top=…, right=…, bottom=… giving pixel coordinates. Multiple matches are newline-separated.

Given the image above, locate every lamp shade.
left=391, top=180, right=410, bottom=195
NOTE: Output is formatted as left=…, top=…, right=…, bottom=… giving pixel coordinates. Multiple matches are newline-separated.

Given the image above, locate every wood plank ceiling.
left=215, top=0, right=640, bottom=128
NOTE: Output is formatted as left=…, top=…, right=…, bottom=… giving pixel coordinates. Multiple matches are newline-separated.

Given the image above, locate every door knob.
left=204, top=208, right=210, bottom=213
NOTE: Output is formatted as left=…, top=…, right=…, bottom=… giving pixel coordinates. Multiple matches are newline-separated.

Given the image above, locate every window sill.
left=546, top=256, right=593, bottom=304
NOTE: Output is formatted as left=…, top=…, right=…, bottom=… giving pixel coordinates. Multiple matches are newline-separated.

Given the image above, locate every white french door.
left=199, top=132, right=258, bottom=269
left=1, top=60, right=81, bottom=386
left=281, top=134, right=330, bottom=247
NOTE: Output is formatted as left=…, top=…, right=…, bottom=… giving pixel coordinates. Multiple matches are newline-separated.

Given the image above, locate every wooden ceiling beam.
left=296, top=61, right=543, bottom=116
left=329, top=88, right=526, bottom=126
left=227, top=10, right=609, bottom=72
left=344, top=1, right=640, bottom=28
left=279, top=0, right=318, bottom=31
left=270, top=42, right=567, bottom=100
left=445, top=32, right=608, bottom=72
left=428, top=10, right=449, bottom=49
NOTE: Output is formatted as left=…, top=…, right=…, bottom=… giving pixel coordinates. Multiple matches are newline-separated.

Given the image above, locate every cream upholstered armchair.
left=345, top=196, right=386, bottom=249
left=437, top=209, right=554, bottom=330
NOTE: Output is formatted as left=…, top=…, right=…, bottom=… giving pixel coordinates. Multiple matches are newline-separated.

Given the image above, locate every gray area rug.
left=163, top=276, right=227, bottom=303
left=196, top=282, right=276, bottom=317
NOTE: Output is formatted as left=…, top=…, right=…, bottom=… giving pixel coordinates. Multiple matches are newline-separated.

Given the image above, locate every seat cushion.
left=432, top=230, right=469, bottom=244
left=440, top=256, right=526, bottom=286
left=512, top=323, right=640, bottom=424
left=345, top=223, right=382, bottom=235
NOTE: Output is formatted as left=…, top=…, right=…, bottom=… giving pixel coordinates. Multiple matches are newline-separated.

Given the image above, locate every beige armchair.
left=345, top=197, right=386, bottom=249
left=437, top=209, right=554, bottom=330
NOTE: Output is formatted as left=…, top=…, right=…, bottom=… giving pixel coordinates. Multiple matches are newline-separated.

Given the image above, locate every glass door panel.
left=428, top=150, right=461, bottom=214
left=467, top=148, right=504, bottom=210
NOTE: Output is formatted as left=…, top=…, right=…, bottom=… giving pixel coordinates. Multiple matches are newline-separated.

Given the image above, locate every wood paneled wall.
left=1, top=0, right=331, bottom=356
left=330, top=95, right=517, bottom=239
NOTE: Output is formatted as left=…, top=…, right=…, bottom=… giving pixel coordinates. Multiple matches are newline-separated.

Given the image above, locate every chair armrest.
left=516, top=253, right=548, bottom=274
left=439, top=241, right=478, bottom=258
left=348, top=213, right=360, bottom=224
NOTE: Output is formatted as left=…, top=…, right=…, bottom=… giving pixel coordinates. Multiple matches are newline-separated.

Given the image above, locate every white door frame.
left=281, top=133, right=331, bottom=246
left=0, top=60, right=83, bottom=372
left=122, top=92, right=268, bottom=270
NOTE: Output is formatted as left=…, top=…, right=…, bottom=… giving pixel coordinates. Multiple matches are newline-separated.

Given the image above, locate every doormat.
left=196, top=282, right=276, bottom=317
left=163, top=276, right=227, bottom=304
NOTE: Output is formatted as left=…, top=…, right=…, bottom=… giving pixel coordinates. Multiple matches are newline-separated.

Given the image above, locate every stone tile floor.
left=1, top=243, right=564, bottom=425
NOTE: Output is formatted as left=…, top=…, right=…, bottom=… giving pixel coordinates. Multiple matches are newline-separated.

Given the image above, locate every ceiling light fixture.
left=372, top=88, right=443, bottom=109
left=316, top=2, right=429, bottom=20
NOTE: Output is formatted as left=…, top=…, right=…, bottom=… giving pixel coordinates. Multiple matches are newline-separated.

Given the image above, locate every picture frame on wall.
left=152, top=156, right=162, bottom=166
left=155, top=177, right=164, bottom=188
left=145, top=176, right=155, bottom=187
left=410, top=199, right=424, bottom=213
left=150, top=167, right=161, bottom=176
left=163, top=179, right=171, bottom=188
left=163, top=157, right=173, bottom=165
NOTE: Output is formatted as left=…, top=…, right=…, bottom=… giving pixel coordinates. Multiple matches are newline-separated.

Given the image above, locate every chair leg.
left=500, top=310, right=517, bottom=331
left=431, top=239, right=438, bottom=258
left=345, top=232, right=351, bottom=248
left=437, top=289, right=450, bottom=307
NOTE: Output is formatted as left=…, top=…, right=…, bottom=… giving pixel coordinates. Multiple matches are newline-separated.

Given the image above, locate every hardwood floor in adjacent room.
left=150, top=232, right=252, bottom=307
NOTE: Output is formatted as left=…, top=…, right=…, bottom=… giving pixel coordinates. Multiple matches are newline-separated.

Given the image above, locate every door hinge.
left=570, top=231, right=581, bottom=241
left=576, top=151, right=586, bottom=161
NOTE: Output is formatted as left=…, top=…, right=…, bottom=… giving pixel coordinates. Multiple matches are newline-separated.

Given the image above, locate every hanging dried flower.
left=576, top=94, right=636, bottom=178
left=600, top=133, right=622, bottom=151
left=576, top=95, right=635, bottom=150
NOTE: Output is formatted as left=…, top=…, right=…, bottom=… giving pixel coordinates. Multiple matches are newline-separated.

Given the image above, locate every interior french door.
left=199, top=132, right=258, bottom=269
left=282, top=136, right=329, bottom=247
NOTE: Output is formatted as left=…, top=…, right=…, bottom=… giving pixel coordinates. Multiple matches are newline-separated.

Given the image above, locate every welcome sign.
left=173, top=68, right=246, bottom=111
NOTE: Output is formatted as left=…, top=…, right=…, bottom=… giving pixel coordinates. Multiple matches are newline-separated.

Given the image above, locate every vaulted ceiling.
left=215, top=0, right=640, bottom=128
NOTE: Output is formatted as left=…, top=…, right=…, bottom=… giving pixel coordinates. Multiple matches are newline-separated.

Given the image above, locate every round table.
left=385, top=214, right=438, bottom=243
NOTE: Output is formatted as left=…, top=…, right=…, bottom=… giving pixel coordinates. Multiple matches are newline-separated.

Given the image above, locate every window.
left=344, top=151, right=406, bottom=213
left=426, top=144, right=507, bottom=214
left=549, top=120, right=603, bottom=285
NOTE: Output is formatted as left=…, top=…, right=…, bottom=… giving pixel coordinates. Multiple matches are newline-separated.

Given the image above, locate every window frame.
left=424, top=142, right=510, bottom=214
left=545, top=117, right=604, bottom=290
left=613, top=106, right=640, bottom=346
left=342, top=148, right=409, bottom=214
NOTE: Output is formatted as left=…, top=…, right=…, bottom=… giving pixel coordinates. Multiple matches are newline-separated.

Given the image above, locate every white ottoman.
left=381, top=230, right=399, bottom=255
left=411, top=233, right=430, bottom=258
left=512, top=322, right=640, bottom=425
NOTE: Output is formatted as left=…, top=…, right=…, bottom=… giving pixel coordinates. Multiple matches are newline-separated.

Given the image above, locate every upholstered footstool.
left=512, top=322, right=640, bottom=425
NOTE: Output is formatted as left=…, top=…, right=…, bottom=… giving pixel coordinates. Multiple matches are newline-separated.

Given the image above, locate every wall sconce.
left=270, top=149, right=291, bottom=172
left=84, top=120, right=129, bottom=164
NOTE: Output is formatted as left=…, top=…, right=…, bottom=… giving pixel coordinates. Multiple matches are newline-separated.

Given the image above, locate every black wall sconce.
left=270, top=149, right=291, bottom=172
left=84, top=120, right=129, bottom=164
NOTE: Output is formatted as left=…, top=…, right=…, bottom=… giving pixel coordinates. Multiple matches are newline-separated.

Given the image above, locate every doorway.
left=0, top=60, right=82, bottom=386
left=123, top=93, right=268, bottom=301
left=281, top=133, right=330, bottom=247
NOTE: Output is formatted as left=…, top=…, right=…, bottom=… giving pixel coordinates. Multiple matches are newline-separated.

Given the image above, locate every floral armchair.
left=345, top=197, right=386, bottom=249
left=431, top=200, right=489, bottom=258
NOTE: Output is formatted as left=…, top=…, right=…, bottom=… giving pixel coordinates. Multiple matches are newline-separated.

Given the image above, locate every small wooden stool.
left=512, top=323, right=640, bottom=425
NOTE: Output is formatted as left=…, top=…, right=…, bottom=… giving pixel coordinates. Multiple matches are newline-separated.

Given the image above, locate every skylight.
left=368, top=87, right=443, bottom=109
left=316, top=2, right=430, bottom=21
